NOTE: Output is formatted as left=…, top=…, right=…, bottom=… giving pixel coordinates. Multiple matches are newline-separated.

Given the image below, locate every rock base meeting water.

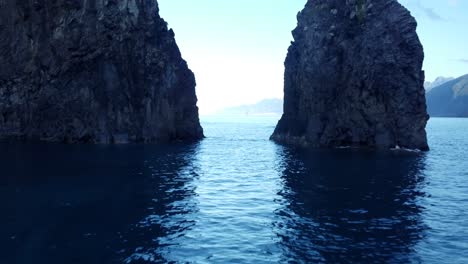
left=272, top=0, right=429, bottom=151
left=0, top=0, right=203, bottom=144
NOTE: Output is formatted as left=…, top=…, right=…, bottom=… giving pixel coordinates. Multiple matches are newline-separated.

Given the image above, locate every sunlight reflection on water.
left=0, top=116, right=467, bottom=263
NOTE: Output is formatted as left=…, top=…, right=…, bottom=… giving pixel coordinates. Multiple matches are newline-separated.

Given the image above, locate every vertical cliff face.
left=271, top=0, right=429, bottom=151
left=0, top=0, right=203, bottom=143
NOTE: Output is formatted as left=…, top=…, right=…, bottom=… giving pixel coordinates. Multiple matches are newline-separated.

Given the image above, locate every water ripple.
left=1, top=116, right=468, bottom=263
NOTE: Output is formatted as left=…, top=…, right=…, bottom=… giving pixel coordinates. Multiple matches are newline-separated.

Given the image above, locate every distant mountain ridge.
left=426, top=74, right=468, bottom=117
left=219, top=99, right=283, bottom=115
left=424, top=76, right=454, bottom=92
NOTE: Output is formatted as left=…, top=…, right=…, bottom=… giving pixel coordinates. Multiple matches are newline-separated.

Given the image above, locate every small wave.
left=390, top=145, right=421, bottom=153
left=125, top=252, right=156, bottom=263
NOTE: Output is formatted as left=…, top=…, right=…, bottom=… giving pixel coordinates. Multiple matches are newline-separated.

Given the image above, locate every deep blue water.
left=1, top=116, right=467, bottom=263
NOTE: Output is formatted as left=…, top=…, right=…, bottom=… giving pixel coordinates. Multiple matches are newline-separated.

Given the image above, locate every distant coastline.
left=426, top=74, right=468, bottom=117
left=217, top=98, right=283, bottom=116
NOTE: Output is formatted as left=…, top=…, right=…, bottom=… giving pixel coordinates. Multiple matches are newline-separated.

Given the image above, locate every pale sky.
left=158, top=0, right=468, bottom=114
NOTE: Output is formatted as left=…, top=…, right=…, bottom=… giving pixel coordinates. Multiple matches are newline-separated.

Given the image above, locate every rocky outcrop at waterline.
left=0, top=0, right=203, bottom=143
left=271, top=0, right=429, bottom=151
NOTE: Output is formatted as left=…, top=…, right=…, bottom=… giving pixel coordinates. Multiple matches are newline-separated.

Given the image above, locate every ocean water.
left=0, top=116, right=467, bottom=263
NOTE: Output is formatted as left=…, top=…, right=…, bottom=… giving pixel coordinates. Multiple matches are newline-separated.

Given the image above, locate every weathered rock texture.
left=271, top=0, right=429, bottom=151
left=0, top=0, right=203, bottom=143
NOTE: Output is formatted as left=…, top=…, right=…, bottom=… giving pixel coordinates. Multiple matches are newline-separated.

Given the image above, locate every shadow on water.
left=0, top=142, right=201, bottom=264
left=273, top=146, right=428, bottom=263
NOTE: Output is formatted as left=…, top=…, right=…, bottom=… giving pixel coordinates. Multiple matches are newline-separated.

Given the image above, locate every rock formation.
left=0, top=0, right=203, bottom=143
left=271, top=0, right=429, bottom=151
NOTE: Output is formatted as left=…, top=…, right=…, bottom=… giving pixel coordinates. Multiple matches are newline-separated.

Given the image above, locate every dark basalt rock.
left=271, top=0, right=429, bottom=151
left=0, top=0, right=203, bottom=143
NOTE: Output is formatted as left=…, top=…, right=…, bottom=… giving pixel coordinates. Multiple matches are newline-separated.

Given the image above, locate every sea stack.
left=271, top=0, right=429, bottom=151
left=0, top=0, right=203, bottom=143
